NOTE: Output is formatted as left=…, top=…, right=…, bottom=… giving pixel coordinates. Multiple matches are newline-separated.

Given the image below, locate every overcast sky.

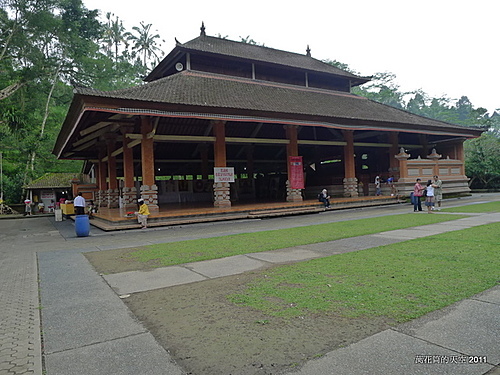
left=84, top=0, right=499, bottom=114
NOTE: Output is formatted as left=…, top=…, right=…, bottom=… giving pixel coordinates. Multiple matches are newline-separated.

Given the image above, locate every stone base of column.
left=140, top=184, right=159, bottom=211
left=107, top=189, right=120, bottom=208
left=98, top=190, right=107, bottom=207
left=213, top=182, right=231, bottom=208
left=122, top=187, right=137, bottom=209
left=343, top=177, right=359, bottom=197
left=286, top=180, right=303, bottom=202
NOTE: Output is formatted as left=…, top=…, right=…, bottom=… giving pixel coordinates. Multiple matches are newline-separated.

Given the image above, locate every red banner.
left=289, top=156, right=304, bottom=189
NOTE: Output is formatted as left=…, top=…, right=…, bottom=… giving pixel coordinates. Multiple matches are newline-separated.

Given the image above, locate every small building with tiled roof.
left=23, top=173, right=96, bottom=210
left=53, top=25, right=484, bottom=213
left=23, top=173, right=76, bottom=210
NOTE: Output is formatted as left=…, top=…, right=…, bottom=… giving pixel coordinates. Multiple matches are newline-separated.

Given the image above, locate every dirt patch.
left=85, top=248, right=155, bottom=274
left=123, top=271, right=395, bottom=375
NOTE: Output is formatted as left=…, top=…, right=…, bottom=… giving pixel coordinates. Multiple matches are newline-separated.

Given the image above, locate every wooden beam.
left=79, top=122, right=112, bottom=136
left=73, top=139, right=97, bottom=151
left=73, top=124, right=119, bottom=147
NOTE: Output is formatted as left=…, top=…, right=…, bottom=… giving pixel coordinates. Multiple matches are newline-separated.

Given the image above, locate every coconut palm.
left=101, top=12, right=129, bottom=62
left=127, top=21, right=164, bottom=68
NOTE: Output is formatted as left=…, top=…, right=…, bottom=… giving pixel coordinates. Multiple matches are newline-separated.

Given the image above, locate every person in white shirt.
left=73, top=192, right=86, bottom=215
left=424, top=180, right=435, bottom=214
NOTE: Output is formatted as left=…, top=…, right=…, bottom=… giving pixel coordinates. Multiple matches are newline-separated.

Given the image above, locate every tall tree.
left=101, top=12, right=129, bottom=62
left=127, top=21, right=164, bottom=68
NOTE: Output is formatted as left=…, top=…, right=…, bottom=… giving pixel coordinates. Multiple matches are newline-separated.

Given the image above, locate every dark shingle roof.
left=76, top=71, right=477, bottom=132
left=145, top=35, right=370, bottom=85
left=181, top=35, right=364, bottom=79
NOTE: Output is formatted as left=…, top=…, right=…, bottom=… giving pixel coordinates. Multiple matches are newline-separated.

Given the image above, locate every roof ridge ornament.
left=306, top=45, right=311, bottom=57
left=200, top=21, right=206, bottom=36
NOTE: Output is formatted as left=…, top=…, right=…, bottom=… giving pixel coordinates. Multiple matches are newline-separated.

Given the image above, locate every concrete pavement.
left=1, top=193, right=499, bottom=374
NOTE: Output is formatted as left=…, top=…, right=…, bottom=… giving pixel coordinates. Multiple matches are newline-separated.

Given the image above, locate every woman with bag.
left=413, top=178, right=424, bottom=212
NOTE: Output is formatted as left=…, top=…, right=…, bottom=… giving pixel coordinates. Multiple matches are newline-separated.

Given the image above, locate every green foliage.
left=0, top=0, right=164, bottom=202
left=465, top=133, right=500, bottom=189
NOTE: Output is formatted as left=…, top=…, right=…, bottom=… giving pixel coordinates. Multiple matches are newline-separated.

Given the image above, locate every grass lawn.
left=228, top=222, right=500, bottom=323
left=129, top=213, right=467, bottom=267
left=442, top=201, right=500, bottom=213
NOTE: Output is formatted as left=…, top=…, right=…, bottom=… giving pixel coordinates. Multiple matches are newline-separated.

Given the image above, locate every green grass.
left=442, top=201, right=500, bottom=213
left=129, top=213, right=467, bottom=267
left=228, top=222, right=500, bottom=322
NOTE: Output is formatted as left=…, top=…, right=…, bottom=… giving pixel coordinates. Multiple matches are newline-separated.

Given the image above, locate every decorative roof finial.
left=306, top=45, right=311, bottom=57
left=200, top=21, right=206, bottom=36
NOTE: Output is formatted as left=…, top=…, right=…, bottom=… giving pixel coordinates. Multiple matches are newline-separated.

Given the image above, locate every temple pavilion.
left=53, top=24, right=483, bottom=224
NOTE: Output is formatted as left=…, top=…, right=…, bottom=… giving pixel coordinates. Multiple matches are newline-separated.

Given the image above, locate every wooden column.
left=389, top=132, right=399, bottom=178
left=212, top=120, right=231, bottom=207
left=455, top=141, right=465, bottom=175
left=285, top=125, right=303, bottom=202
left=246, top=145, right=254, bottom=178
left=200, top=143, right=209, bottom=180
left=97, top=146, right=107, bottom=207
left=121, top=126, right=136, bottom=208
left=342, top=130, right=358, bottom=197
left=105, top=134, right=119, bottom=208
left=140, top=116, right=158, bottom=210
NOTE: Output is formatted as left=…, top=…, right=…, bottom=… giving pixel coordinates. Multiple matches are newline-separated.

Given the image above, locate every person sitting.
left=319, top=189, right=331, bottom=209
left=135, top=199, right=150, bottom=229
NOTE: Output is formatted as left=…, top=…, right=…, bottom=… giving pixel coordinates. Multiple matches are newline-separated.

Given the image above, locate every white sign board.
left=214, top=167, right=235, bottom=183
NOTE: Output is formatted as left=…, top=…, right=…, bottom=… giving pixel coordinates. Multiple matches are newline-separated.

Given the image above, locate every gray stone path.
left=1, top=193, right=499, bottom=375
left=0, top=251, right=41, bottom=375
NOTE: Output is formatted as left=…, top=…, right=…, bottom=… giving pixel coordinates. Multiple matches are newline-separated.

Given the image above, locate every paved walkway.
left=1, top=194, right=499, bottom=375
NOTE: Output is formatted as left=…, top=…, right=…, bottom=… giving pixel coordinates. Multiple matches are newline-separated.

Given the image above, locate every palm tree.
left=101, top=12, right=129, bottom=62
left=127, top=21, right=164, bottom=68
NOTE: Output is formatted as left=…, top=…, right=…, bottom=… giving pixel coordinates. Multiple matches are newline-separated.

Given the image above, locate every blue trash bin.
left=75, top=215, right=90, bottom=237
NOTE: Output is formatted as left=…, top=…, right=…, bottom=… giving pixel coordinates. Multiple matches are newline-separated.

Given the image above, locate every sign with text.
left=214, top=167, right=235, bottom=183
left=289, top=156, right=304, bottom=189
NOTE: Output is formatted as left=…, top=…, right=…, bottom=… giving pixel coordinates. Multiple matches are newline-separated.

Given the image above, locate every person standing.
left=136, top=199, right=150, bottom=229
left=433, top=175, right=443, bottom=210
left=375, top=176, right=381, bottom=196
left=412, top=178, right=424, bottom=212
left=73, top=192, right=86, bottom=215
left=425, top=180, right=435, bottom=214
left=24, top=199, right=32, bottom=216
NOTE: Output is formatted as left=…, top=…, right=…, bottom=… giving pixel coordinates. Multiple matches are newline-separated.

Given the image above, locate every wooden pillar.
left=389, top=132, right=399, bottom=178
left=200, top=143, right=209, bottom=180
left=342, top=130, right=358, bottom=197
left=455, top=141, right=465, bottom=175
left=105, top=134, right=119, bottom=208
left=212, top=120, right=231, bottom=207
left=140, top=116, right=158, bottom=210
left=97, top=146, right=107, bottom=207
left=285, top=125, right=303, bottom=202
left=121, top=126, right=136, bottom=208
left=246, top=145, right=254, bottom=178
left=419, top=134, right=429, bottom=159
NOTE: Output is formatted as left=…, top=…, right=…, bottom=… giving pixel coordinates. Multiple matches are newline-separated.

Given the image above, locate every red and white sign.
left=214, top=167, right=235, bottom=183
left=289, top=156, right=304, bottom=189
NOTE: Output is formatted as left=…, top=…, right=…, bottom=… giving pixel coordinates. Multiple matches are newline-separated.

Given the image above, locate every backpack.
left=318, top=193, right=323, bottom=202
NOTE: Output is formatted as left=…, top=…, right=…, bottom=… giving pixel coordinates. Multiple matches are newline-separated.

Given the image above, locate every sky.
left=84, top=0, right=499, bottom=114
